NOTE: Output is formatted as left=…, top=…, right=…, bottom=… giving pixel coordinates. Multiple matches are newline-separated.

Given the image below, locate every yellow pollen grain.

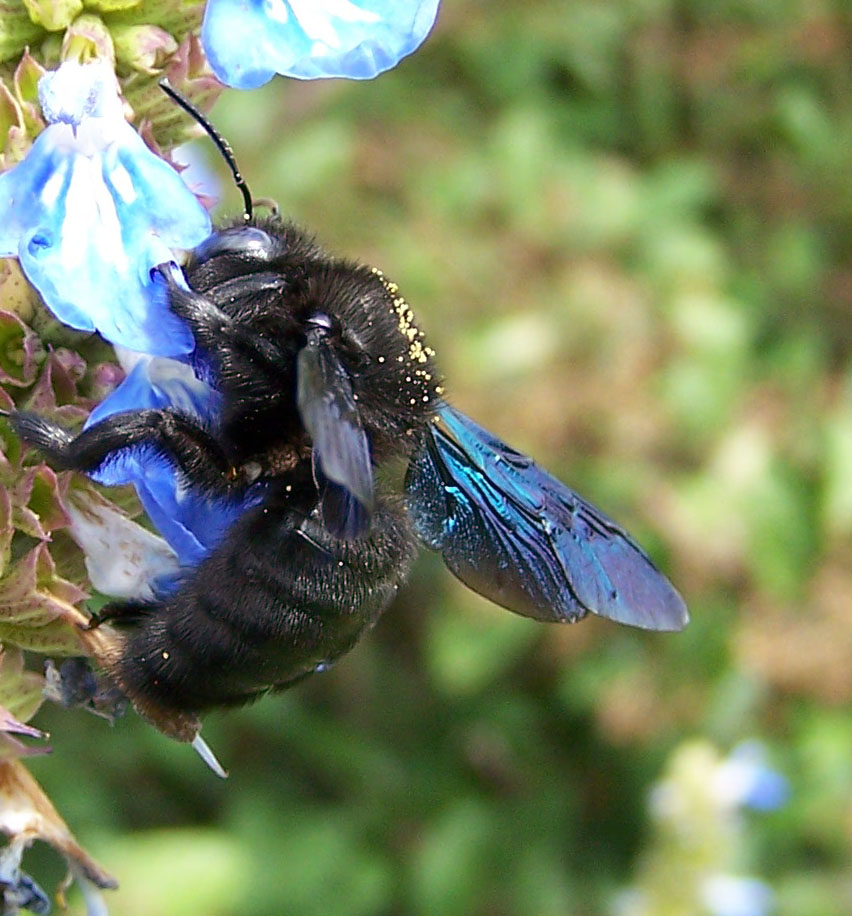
left=372, top=265, right=438, bottom=367
left=162, top=650, right=170, bottom=660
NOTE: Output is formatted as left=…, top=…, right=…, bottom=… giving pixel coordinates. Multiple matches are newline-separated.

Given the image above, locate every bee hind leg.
left=84, top=601, right=157, bottom=630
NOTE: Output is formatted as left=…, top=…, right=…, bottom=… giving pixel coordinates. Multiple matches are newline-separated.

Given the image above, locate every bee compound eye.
left=306, top=312, right=334, bottom=332
left=192, top=227, right=276, bottom=264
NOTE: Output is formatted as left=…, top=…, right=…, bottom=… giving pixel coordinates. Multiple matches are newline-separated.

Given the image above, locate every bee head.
left=181, top=218, right=443, bottom=467
left=185, top=218, right=324, bottom=293
left=293, top=260, right=444, bottom=456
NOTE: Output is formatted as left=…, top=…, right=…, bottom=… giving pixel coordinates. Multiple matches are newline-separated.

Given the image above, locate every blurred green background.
left=27, top=0, right=852, bottom=912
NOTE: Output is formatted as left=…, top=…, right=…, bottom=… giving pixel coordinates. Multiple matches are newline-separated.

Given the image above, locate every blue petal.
left=202, top=0, right=440, bottom=89
left=0, top=63, right=211, bottom=356
left=87, top=350, right=221, bottom=428
left=88, top=355, right=265, bottom=571
left=136, top=459, right=258, bottom=574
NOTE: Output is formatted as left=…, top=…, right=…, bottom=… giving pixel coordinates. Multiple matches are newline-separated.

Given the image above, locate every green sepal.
left=23, top=0, right=83, bottom=33
left=0, top=648, right=44, bottom=723
left=0, top=1, right=44, bottom=64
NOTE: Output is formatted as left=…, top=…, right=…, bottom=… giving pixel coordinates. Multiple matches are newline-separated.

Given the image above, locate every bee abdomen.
left=115, top=498, right=418, bottom=714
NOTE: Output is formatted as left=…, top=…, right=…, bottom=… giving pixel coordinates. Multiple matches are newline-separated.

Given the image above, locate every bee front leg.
left=153, top=264, right=291, bottom=384
left=153, top=263, right=231, bottom=349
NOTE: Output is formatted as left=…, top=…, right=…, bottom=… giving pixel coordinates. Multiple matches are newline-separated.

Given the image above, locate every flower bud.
left=61, top=12, right=115, bottom=66
left=113, top=23, right=178, bottom=75
left=123, top=34, right=222, bottom=150
left=22, top=0, right=82, bottom=33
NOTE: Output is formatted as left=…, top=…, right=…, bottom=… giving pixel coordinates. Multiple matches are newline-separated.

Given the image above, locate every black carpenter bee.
left=9, top=89, right=687, bottom=725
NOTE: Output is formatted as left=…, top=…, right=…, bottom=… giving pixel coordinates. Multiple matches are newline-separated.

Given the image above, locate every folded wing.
left=297, top=330, right=374, bottom=539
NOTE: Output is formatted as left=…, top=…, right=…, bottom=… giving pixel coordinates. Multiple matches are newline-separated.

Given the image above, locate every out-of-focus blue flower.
left=627, top=741, right=784, bottom=916
left=202, top=0, right=440, bottom=89
left=0, top=60, right=211, bottom=357
left=700, top=874, right=774, bottom=916
left=714, top=741, right=790, bottom=812
left=87, top=345, right=265, bottom=585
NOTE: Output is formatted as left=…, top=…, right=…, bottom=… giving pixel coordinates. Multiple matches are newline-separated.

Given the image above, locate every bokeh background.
left=25, top=1, right=852, bottom=913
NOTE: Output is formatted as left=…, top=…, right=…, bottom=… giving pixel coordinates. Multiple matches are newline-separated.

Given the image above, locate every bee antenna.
left=159, top=78, right=253, bottom=223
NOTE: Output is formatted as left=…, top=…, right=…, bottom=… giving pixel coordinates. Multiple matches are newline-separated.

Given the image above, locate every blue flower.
left=87, top=344, right=265, bottom=585
left=202, top=0, right=440, bottom=89
left=0, top=60, right=211, bottom=357
left=714, top=741, right=790, bottom=812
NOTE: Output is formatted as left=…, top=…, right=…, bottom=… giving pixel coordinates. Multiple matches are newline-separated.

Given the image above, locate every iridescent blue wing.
left=297, top=334, right=373, bottom=539
left=405, top=406, right=688, bottom=631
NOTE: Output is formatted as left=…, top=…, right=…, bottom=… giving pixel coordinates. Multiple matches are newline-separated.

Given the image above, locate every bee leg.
left=84, top=601, right=154, bottom=630
left=9, top=411, right=75, bottom=459
left=154, top=265, right=290, bottom=382
left=11, top=408, right=239, bottom=496
left=153, top=264, right=231, bottom=348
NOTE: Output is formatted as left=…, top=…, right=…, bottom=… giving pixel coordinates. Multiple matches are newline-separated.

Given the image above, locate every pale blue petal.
left=719, top=742, right=789, bottom=812
left=202, top=0, right=440, bottom=89
left=87, top=351, right=220, bottom=427
left=38, top=61, right=122, bottom=124
left=0, top=63, right=211, bottom=356
left=88, top=355, right=265, bottom=576
left=700, top=875, right=774, bottom=916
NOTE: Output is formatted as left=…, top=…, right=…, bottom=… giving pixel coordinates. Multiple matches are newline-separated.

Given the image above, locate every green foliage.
left=22, top=0, right=852, bottom=912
